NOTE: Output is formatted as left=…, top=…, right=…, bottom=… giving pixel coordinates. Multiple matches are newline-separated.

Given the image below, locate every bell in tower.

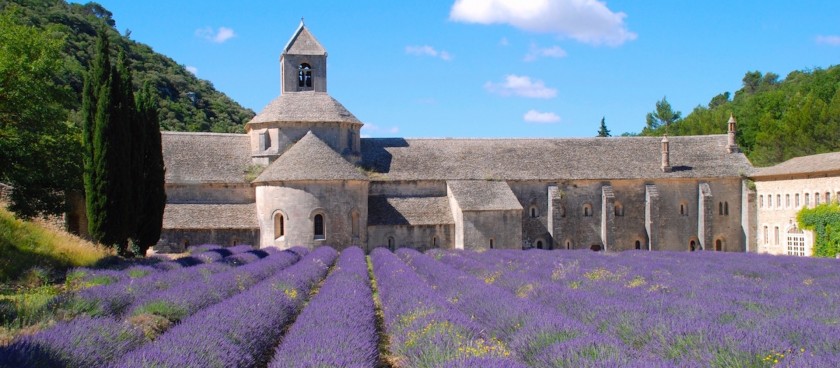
left=280, top=19, right=327, bottom=94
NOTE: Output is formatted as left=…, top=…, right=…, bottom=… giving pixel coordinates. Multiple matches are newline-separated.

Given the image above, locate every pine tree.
left=133, top=83, right=166, bottom=255
left=597, top=116, right=611, bottom=137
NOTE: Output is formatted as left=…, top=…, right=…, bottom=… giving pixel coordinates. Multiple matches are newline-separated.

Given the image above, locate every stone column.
left=601, top=185, right=615, bottom=251
left=698, top=182, right=713, bottom=250
left=645, top=184, right=660, bottom=250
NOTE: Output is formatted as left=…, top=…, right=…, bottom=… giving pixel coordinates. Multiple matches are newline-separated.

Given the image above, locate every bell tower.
left=280, top=19, right=327, bottom=94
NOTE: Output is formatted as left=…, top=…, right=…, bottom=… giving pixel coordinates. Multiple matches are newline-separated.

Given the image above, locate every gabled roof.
left=163, top=203, right=258, bottom=229
left=368, top=196, right=454, bottom=226
left=246, top=92, right=362, bottom=126
left=253, top=131, right=367, bottom=183
left=752, top=151, right=840, bottom=179
left=448, top=180, right=523, bottom=211
left=360, top=135, right=754, bottom=181
left=282, top=21, right=326, bottom=56
left=162, top=132, right=251, bottom=184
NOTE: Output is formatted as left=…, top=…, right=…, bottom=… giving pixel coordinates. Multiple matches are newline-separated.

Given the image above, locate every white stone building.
left=752, top=152, right=840, bottom=256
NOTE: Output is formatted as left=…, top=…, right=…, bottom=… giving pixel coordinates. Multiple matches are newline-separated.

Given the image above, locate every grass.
left=0, top=206, right=112, bottom=283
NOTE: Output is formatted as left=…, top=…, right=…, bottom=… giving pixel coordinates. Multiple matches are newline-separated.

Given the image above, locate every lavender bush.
left=112, top=246, right=337, bottom=368
left=370, top=248, right=526, bottom=368
left=0, top=316, right=145, bottom=368
left=268, top=246, right=378, bottom=367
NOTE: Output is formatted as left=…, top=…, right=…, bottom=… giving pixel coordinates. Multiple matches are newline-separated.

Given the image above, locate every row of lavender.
left=430, top=249, right=840, bottom=367
left=0, top=246, right=312, bottom=367
left=66, top=244, right=262, bottom=289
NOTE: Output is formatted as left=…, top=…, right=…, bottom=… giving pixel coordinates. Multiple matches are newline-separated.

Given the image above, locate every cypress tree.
left=134, top=83, right=166, bottom=254
left=83, top=28, right=112, bottom=246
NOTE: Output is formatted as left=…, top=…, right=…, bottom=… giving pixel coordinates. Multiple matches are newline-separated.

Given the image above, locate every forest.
left=637, top=67, right=840, bottom=167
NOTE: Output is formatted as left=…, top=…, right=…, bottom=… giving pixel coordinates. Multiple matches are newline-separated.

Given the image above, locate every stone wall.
left=166, top=183, right=254, bottom=204
left=255, top=180, right=368, bottom=251
left=367, top=224, right=454, bottom=252
left=157, top=228, right=260, bottom=253
left=509, top=181, right=553, bottom=249
left=249, top=123, right=361, bottom=165
left=461, top=210, right=522, bottom=250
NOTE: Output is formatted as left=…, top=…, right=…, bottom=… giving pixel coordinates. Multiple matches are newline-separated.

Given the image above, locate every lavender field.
left=2, top=246, right=839, bottom=367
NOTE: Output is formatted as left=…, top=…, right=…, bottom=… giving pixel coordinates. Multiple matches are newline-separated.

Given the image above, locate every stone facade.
left=752, top=152, right=840, bottom=256
left=152, top=22, right=759, bottom=254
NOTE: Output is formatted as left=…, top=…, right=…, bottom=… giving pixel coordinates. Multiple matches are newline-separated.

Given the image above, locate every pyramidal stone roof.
left=162, top=203, right=258, bottom=229
left=253, top=131, right=368, bottom=183
left=246, top=92, right=362, bottom=126
left=283, top=22, right=326, bottom=55
left=752, top=151, right=840, bottom=179
left=368, top=196, right=454, bottom=226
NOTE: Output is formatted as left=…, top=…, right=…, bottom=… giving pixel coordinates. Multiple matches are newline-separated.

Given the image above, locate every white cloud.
left=523, top=109, right=561, bottom=123
left=195, top=26, right=236, bottom=43
left=450, top=0, right=637, bottom=46
left=405, top=45, right=452, bottom=61
left=484, top=75, right=557, bottom=99
left=524, top=43, right=567, bottom=61
left=816, top=35, right=840, bottom=46
left=186, top=66, right=198, bottom=75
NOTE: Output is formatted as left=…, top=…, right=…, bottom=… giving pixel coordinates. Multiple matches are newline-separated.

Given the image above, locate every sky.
left=72, top=0, right=840, bottom=138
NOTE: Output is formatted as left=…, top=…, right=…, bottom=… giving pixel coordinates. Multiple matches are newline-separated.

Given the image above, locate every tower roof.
left=245, top=92, right=362, bottom=127
left=282, top=20, right=326, bottom=56
left=253, top=131, right=367, bottom=183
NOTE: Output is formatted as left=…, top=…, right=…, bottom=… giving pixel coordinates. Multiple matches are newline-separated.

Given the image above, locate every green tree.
left=798, top=202, right=840, bottom=257
left=644, top=96, right=681, bottom=134
left=0, top=7, right=80, bottom=219
left=84, top=27, right=133, bottom=254
left=132, top=83, right=166, bottom=255
left=596, top=117, right=611, bottom=137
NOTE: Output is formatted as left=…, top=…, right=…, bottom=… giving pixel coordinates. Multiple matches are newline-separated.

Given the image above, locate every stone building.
left=155, top=22, right=755, bottom=253
left=752, top=152, right=840, bottom=256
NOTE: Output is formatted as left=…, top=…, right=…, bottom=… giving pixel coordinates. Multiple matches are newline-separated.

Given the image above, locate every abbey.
left=156, top=23, right=755, bottom=253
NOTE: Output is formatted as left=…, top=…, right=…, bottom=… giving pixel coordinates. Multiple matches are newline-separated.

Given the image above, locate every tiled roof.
left=368, top=196, right=454, bottom=226
left=253, top=131, right=368, bottom=183
left=360, top=135, right=753, bottom=181
left=162, top=132, right=251, bottom=184
left=246, top=92, right=362, bottom=126
left=283, top=23, right=326, bottom=56
left=448, top=180, right=523, bottom=211
left=162, top=203, right=258, bottom=229
left=752, top=151, right=840, bottom=178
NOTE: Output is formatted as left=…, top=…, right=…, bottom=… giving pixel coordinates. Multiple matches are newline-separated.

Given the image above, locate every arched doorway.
left=536, top=240, right=544, bottom=249
left=689, top=240, right=696, bottom=252
left=590, top=244, right=602, bottom=252
left=715, top=239, right=722, bottom=252
left=635, top=240, right=641, bottom=250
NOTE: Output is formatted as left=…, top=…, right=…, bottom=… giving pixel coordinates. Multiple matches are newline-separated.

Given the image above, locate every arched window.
left=387, top=237, right=395, bottom=251
left=590, top=244, right=602, bottom=252
left=680, top=203, right=687, bottom=216
left=719, top=202, right=723, bottom=215
left=298, top=63, right=312, bottom=88
left=763, top=226, right=769, bottom=245
left=635, top=240, right=641, bottom=250
left=826, top=192, right=831, bottom=203
left=814, top=193, right=820, bottom=205
left=231, top=238, right=239, bottom=246
left=724, top=202, right=729, bottom=216
left=530, top=206, right=538, bottom=218
left=565, top=240, right=571, bottom=249
left=274, top=212, right=285, bottom=239
left=560, top=206, right=566, bottom=218
left=777, top=194, right=781, bottom=208
left=432, top=236, right=438, bottom=247
left=314, top=214, right=325, bottom=240
left=787, top=227, right=805, bottom=256
left=795, top=193, right=800, bottom=207
left=347, top=130, right=354, bottom=152
left=583, top=204, right=592, bottom=217
left=489, top=238, right=495, bottom=249
left=715, top=239, right=722, bottom=252
left=785, top=194, right=790, bottom=208
left=759, top=195, right=764, bottom=208
left=689, top=240, right=696, bottom=252
left=614, top=203, right=624, bottom=216
left=805, top=193, right=810, bottom=206
left=351, top=211, right=360, bottom=238
left=774, top=226, right=780, bottom=245
left=536, top=240, right=544, bottom=249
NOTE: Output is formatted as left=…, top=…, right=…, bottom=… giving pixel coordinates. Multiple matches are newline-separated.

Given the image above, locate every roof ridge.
left=253, top=131, right=367, bottom=183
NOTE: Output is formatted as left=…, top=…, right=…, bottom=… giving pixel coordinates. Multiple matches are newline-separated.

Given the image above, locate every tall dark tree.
left=597, top=117, right=611, bottom=137
left=133, top=83, right=166, bottom=255
left=84, top=28, right=134, bottom=255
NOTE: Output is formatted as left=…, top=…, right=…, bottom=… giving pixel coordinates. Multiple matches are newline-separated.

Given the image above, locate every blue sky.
left=76, top=0, right=839, bottom=138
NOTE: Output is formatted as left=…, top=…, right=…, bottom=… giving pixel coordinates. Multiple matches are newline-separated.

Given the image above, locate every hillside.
left=0, top=0, right=254, bottom=133
left=0, top=206, right=111, bottom=283
left=638, top=66, right=840, bottom=167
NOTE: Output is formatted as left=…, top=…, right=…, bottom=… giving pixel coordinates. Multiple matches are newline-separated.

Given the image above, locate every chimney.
left=727, top=114, right=739, bottom=153
left=661, top=135, right=672, bottom=173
